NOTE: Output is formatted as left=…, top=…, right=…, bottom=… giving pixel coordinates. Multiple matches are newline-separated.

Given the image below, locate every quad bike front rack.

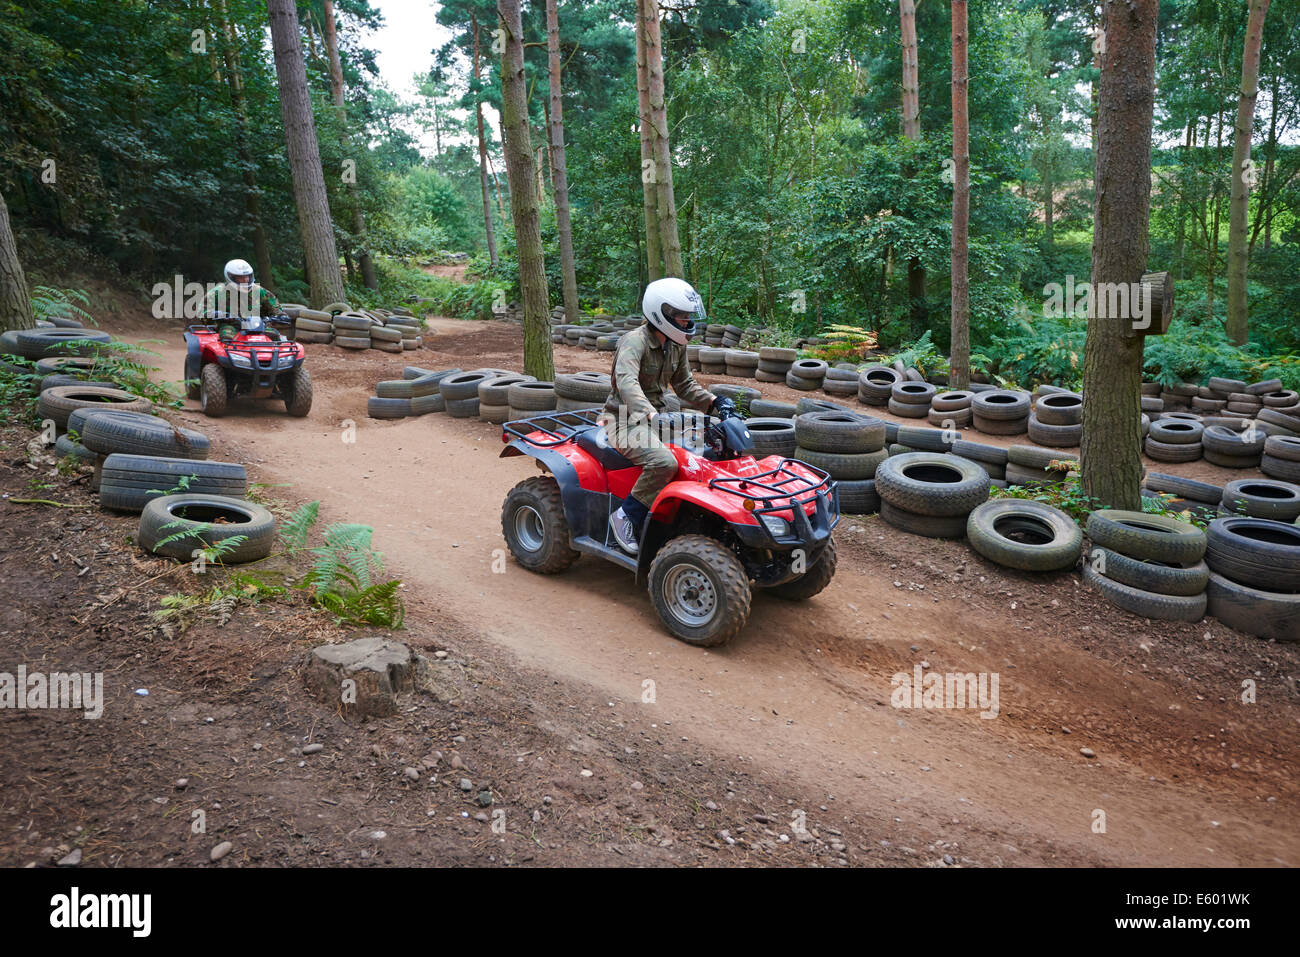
left=709, top=460, right=840, bottom=547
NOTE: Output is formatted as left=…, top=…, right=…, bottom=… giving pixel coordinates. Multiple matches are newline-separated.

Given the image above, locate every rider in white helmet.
left=206, top=258, right=282, bottom=339
left=602, top=277, right=735, bottom=554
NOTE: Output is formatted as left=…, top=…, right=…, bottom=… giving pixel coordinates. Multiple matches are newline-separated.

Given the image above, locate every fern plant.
left=279, top=501, right=320, bottom=552
left=298, top=521, right=405, bottom=627
left=153, top=518, right=247, bottom=567
left=31, top=286, right=95, bottom=326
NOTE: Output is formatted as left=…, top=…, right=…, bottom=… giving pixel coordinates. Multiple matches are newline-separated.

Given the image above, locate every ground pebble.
left=1080, top=747, right=1096, bottom=758
left=302, top=743, right=324, bottom=755
left=210, top=842, right=232, bottom=862
left=459, top=778, right=473, bottom=791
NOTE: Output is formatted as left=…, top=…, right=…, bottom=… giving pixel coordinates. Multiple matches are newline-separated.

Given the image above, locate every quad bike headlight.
left=759, top=514, right=790, bottom=537
left=276, top=355, right=295, bottom=369
left=229, top=353, right=252, bottom=368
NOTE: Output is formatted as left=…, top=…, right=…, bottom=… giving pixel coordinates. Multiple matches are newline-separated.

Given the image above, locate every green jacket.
left=204, top=282, right=280, bottom=318
left=604, top=323, right=714, bottom=423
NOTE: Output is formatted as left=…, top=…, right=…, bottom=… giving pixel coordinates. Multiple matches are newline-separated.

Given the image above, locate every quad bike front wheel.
left=501, top=476, right=579, bottom=574
left=648, top=534, right=753, bottom=647
left=765, top=538, right=837, bottom=601
left=284, top=366, right=313, bottom=417
left=200, top=363, right=227, bottom=417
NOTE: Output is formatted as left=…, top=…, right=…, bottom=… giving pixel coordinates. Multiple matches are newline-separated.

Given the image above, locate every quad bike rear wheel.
left=501, top=476, right=579, bottom=573
left=765, top=538, right=838, bottom=601
left=200, top=363, right=227, bottom=417
left=648, top=534, right=752, bottom=647
left=284, top=366, right=313, bottom=417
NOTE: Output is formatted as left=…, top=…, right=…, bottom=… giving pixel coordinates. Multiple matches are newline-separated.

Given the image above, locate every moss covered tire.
left=1206, top=571, right=1300, bottom=642
left=966, top=499, right=1081, bottom=572
left=765, top=539, right=837, bottom=600
left=283, top=367, right=312, bottom=417
left=875, top=452, right=990, bottom=517
left=500, top=476, right=579, bottom=574
left=138, top=494, right=276, bottom=563
left=1086, top=509, right=1206, bottom=564
left=1082, top=563, right=1207, bottom=622
left=648, top=534, right=752, bottom=647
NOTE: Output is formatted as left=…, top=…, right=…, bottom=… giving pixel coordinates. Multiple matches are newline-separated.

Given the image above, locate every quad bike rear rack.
left=502, top=408, right=605, bottom=446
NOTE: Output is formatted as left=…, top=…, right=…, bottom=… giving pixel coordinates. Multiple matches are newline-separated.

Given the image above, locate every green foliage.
left=279, top=500, right=320, bottom=552
left=301, top=522, right=404, bottom=628
left=881, top=330, right=950, bottom=378
left=31, top=286, right=95, bottom=325
left=153, top=573, right=287, bottom=636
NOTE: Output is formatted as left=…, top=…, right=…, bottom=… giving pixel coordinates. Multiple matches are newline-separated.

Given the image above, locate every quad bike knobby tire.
left=284, top=366, right=313, bottom=417
left=501, top=476, right=579, bottom=573
left=200, top=363, right=228, bottom=417
left=765, top=538, right=838, bottom=601
left=648, top=534, right=752, bottom=647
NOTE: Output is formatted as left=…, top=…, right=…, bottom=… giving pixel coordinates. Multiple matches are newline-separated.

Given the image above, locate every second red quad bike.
left=184, top=311, right=312, bottom=417
left=499, top=408, right=840, bottom=646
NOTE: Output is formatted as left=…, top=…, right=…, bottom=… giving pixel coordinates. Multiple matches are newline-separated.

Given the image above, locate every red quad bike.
left=184, top=311, right=312, bottom=417
left=499, top=408, right=840, bottom=647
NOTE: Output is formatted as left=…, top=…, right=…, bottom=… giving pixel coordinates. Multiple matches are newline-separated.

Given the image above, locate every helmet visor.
left=662, top=302, right=702, bottom=336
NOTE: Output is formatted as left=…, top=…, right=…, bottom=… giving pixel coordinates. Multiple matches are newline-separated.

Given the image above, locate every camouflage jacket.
left=604, top=323, right=714, bottom=423
left=204, top=282, right=280, bottom=318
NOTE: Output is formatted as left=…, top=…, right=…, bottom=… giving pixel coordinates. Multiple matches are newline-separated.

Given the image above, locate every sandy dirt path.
left=107, top=313, right=1299, bottom=867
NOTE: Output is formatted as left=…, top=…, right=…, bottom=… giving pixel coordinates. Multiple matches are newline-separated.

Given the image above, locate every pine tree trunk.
left=1226, top=0, right=1270, bottom=345
left=1080, top=0, right=1158, bottom=511
left=1208, top=109, right=1224, bottom=321
left=0, top=191, right=34, bottom=332
left=641, top=0, right=683, bottom=277
left=634, top=10, right=663, bottom=282
left=899, top=0, right=926, bottom=328
left=472, top=17, right=499, bottom=269
left=949, top=0, right=970, bottom=390
left=323, top=0, right=377, bottom=290
left=268, top=0, right=346, bottom=309
left=546, top=0, right=581, bottom=324
left=498, top=0, right=553, bottom=380
left=217, top=0, right=274, bottom=291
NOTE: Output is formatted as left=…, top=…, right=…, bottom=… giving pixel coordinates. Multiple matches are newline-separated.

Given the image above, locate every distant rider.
left=206, top=258, right=282, bottom=340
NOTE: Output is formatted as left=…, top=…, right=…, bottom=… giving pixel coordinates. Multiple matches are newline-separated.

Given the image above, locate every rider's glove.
left=709, top=395, right=737, bottom=420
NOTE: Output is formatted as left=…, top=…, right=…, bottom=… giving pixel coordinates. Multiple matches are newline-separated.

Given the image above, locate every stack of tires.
left=874, top=451, right=990, bottom=538
left=1258, top=398, right=1300, bottom=436
left=478, top=375, right=537, bottom=424
left=1145, top=417, right=1204, bottom=463
left=719, top=325, right=743, bottom=349
left=1201, top=423, right=1264, bottom=468
left=744, top=418, right=798, bottom=458
left=1159, top=382, right=1199, bottom=411
left=508, top=381, right=558, bottom=421
left=686, top=344, right=702, bottom=370
left=68, top=407, right=211, bottom=493
left=702, top=323, right=726, bottom=348
left=698, top=347, right=727, bottom=375
left=1143, top=472, right=1223, bottom=518
left=792, top=411, right=887, bottom=514
left=555, top=372, right=611, bottom=412
left=786, top=359, right=827, bottom=392
left=38, top=385, right=152, bottom=433
left=823, top=365, right=861, bottom=398
left=1218, top=478, right=1300, bottom=521
left=1204, top=516, right=1300, bottom=642
left=971, top=390, right=1031, bottom=435
left=1084, top=509, right=1208, bottom=622
left=1028, top=391, right=1083, bottom=447
left=966, top=499, right=1082, bottom=572
left=332, top=311, right=373, bottom=350
left=99, top=453, right=248, bottom=514
left=724, top=349, right=759, bottom=378
left=755, top=347, right=796, bottom=384
left=367, top=367, right=462, bottom=419
left=888, top=380, right=935, bottom=418
left=1139, top=383, right=1165, bottom=415
left=857, top=365, right=901, bottom=407
left=928, top=390, right=973, bottom=429
left=431, top=370, right=494, bottom=419
left=1004, top=446, right=1077, bottom=487
left=1262, top=435, right=1300, bottom=482
left=384, top=314, right=424, bottom=351
left=286, top=306, right=335, bottom=344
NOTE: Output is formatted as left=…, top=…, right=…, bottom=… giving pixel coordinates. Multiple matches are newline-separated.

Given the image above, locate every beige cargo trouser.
left=598, top=411, right=679, bottom=506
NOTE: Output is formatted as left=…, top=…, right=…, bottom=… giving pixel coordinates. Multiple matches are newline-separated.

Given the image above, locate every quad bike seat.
left=574, top=427, right=637, bottom=471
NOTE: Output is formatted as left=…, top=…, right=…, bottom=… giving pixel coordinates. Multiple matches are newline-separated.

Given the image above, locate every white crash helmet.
left=223, top=258, right=255, bottom=285
left=642, top=277, right=705, bottom=345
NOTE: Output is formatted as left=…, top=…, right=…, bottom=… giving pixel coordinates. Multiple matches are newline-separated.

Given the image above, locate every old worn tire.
left=875, top=452, right=990, bottom=517
left=1027, top=414, right=1082, bottom=448
left=100, top=454, right=247, bottom=513
left=836, top=478, right=879, bottom=514
left=1143, top=471, right=1223, bottom=505
left=1202, top=424, right=1266, bottom=456
left=1204, top=516, right=1300, bottom=591
left=1149, top=419, right=1204, bottom=444
left=1082, top=563, right=1206, bottom=622
left=411, top=393, right=445, bottom=415
left=10, top=328, right=112, bottom=360
left=438, top=371, right=493, bottom=401
left=951, top=439, right=1008, bottom=465
left=500, top=475, right=579, bottom=574
left=972, top=412, right=1029, bottom=435
left=1261, top=454, right=1300, bottom=483
left=765, top=539, right=837, bottom=601
left=138, top=494, right=275, bottom=564
left=792, top=446, right=887, bottom=480
left=1206, top=571, right=1299, bottom=642
left=972, top=390, right=1031, bottom=420
left=200, top=363, right=228, bottom=417
left=554, top=372, right=611, bottom=403
left=335, top=335, right=370, bottom=349
left=368, top=396, right=411, bottom=419
left=446, top=397, right=481, bottom=418
left=508, top=381, right=557, bottom=411
left=1086, top=509, right=1206, bottom=564
left=891, top=381, right=936, bottom=406
left=54, top=434, right=95, bottom=463
left=879, top=500, right=967, bottom=539
left=1088, top=546, right=1209, bottom=597
left=1219, top=479, right=1300, bottom=522
left=966, top=499, right=1082, bottom=572
left=795, top=411, right=885, bottom=454
left=80, top=411, right=209, bottom=459
left=1144, top=438, right=1203, bottom=463
left=1006, top=444, right=1078, bottom=471
left=1033, top=392, right=1083, bottom=426
left=479, top=375, right=536, bottom=405
left=37, top=385, right=152, bottom=431
left=745, top=418, right=798, bottom=457
left=648, top=534, right=752, bottom=647
left=750, top=399, right=797, bottom=418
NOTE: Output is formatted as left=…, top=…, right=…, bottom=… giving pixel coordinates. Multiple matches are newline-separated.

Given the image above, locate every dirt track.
left=107, top=312, right=1300, bottom=867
